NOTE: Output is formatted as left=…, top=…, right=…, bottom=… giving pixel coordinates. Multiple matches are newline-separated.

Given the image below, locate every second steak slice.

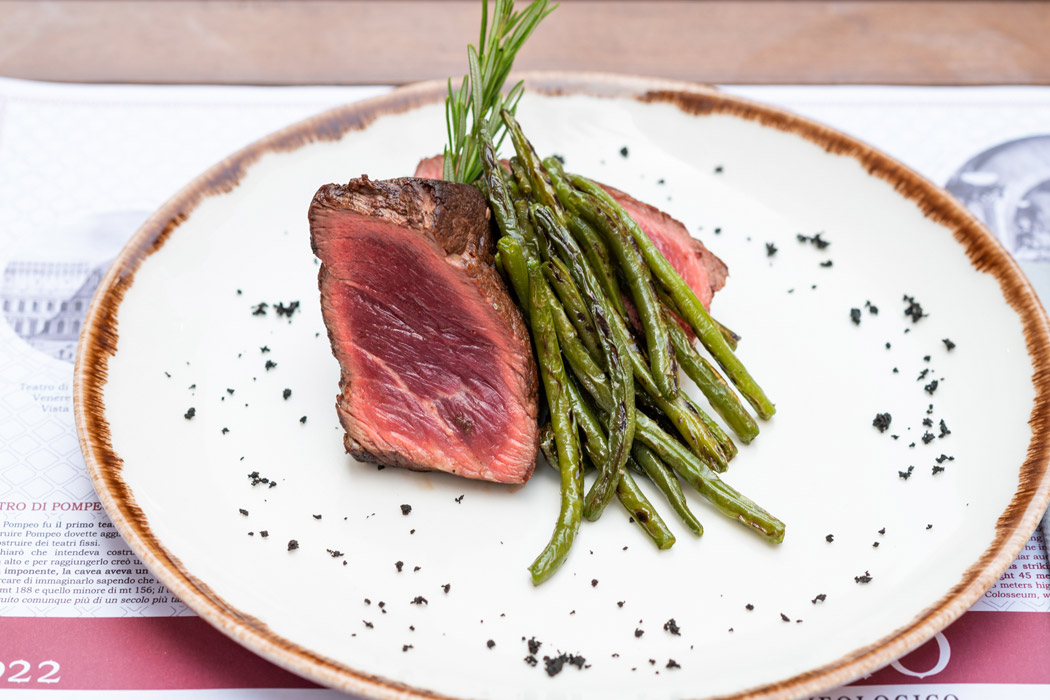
left=309, top=177, right=538, bottom=484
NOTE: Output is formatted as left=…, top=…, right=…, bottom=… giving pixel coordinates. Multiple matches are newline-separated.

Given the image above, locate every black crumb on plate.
left=663, top=619, right=681, bottom=636
left=401, top=504, right=412, bottom=515
left=287, top=539, right=299, bottom=551
left=943, top=338, right=956, bottom=351
left=766, top=242, right=777, bottom=257
left=812, top=593, right=826, bottom=604
left=872, top=413, right=892, bottom=432
left=619, top=146, right=629, bottom=158
left=850, top=308, right=862, bottom=325
left=184, top=407, right=196, bottom=420
left=854, top=571, right=873, bottom=584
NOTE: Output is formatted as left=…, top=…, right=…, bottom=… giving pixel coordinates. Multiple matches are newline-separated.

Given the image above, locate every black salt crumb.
left=745, top=603, right=754, bottom=611
left=282, top=388, right=292, bottom=400
left=886, top=342, right=892, bottom=349
left=873, top=541, right=880, bottom=548
left=313, top=514, right=322, bottom=520
left=899, top=465, right=915, bottom=480
left=917, top=368, right=930, bottom=381
left=939, top=419, right=951, bottom=437
left=300, top=416, right=307, bottom=424
left=714, top=165, right=723, bottom=173
left=327, top=549, right=344, bottom=558
left=363, top=620, right=373, bottom=628
left=252, top=302, right=268, bottom=316
left=893, top=368, right=899, bottom=374
left=714, top=227, right=722, bottom=234
left=927, top=403, right=935, bottom=415
left=666, top=659, right=681, bottom=669
left=411, top=596, right=428, bottom=605
left=617, top=601, right=625, bottom=608
left=924, top=354, right=931, bottom=362
left=184, top=407, right=196, bottom=420
left=780, top=613, right=790, bottom=622
left=909, top=441, right=916, bottom=447
left=528, top=637, right=542, bottom=654
left=455, top=494, right=464, bottom=503
left=265, top=360, right=277, bottom=371
left=820, top=260, right=833, bottom=268
left=442, top=583, right=451, bottom=593
left=634, top=628, right=644, bottom=638
left=879, top=527, right=886, bottom=535
left=524, top=655, right=538, bottom=667
left=855, top=571, right=873, bottom=584
left=221, top=427, right=229, bottom=435
left=663, top=619, right=681, bottom=636
left=922, top=431, right=936, bottom=445
left=274, top=301, right=300, bottom=318
left=591, top=579, right=598, bottom=587
left=825, top=534, right=835, bottom=543
left=766, top=242, right=777, bottom=257
left=923, top=417, right=934, bottom=427
left=943, top=338, right=956, bottom=351
left=402, top=645, right=413, bottom=652
left=260, top=346, right=270, bottom=354
left=812, top=593, right=826, bottom=604
left=873, top=413, right=892, bottom=432
left=619, top=146, right=629, bottom=158
left=903, top=295, right=926, bottom=322
left=400, top=504, right=412, bottom=516
left=413, top=566, right=421, bottom=572
left=927, top=523, right=934, bottom=530
left=933, top=465, right=945, bottom=475
left=260, top=530, right=269, bottom=538
left=865, top=300, right=879, bottom=315
left=395, top=561, right=404, bottom=572
left=924, top=379, right=939, bottom=395
left=850, top=308, right=862, bottom=325
left=287, top=539, right=299, bottom=551
left=487, top=640, right=495, bottom=649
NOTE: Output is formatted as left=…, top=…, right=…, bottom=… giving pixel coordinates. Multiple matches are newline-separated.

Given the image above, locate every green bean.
left=692, top=396, right=737, bottom=462
left=544, top=157, right=627, bottom=317
left=480, top=141, right=522, bottom=246
left=634, top=412, right=784, bottom=543
left=509, top=157, right=532, bottom=197
left=569, top=191, right=679, bottom=401
left=543, top=214, right=726, bottom=472
left=635, top=387, right=728, bottom=473
left=526, top=261, right=583, bottom=585
left=715, top=318, right=740, bottom=352
left=615, top=463, right=675, bottom=549
left=497, top=237, right=530, bottom=311
left=572, top=173, right=775, bottom=419
left=543, top=256, right=603, bottom=364
left=540, top=415, right=675, bottom=550
left=632, top=442, right=703, bottom=537
left=663, top=305, right=758, bottom=444
left=503, top=110, right=562, bottom=216
left=533, top=207, right=634, bottom=522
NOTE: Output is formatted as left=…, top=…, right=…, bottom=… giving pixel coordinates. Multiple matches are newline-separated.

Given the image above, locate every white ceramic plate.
left=74, top=74, right=1050, bottom=700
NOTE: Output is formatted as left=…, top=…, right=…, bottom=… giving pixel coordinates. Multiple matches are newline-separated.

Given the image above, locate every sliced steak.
left=309, top=176, right=538, bottom=484
left=413, top=156, right=727, bottom=309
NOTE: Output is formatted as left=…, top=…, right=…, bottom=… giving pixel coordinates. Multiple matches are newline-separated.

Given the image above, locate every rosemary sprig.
left=443, top=0, right=556, bottom=185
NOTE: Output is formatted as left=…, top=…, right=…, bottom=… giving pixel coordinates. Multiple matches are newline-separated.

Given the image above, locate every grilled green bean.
left=572, top=173, right=775, bottom=419
left=542, top=213, right=726, bottom=472
left=664, top=306, right=758, bottom=444
left=543, top=256, right=603, bottom=363
left=634, top=413, right=784, bottom=543
left=533, top=207, right=634, bottom=521
left=544, top=157, right=626, bottom=316
left=569, top=190, right=679, bottom=401
left=526, top=261, right=583, bottom=585
left=632, top=442, right=703, bottom=537
left=540, top=418, right=675, bottom=550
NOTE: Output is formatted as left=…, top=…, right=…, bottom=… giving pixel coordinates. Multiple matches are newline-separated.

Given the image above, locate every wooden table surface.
left=1, top=0, right=1048, bottom=86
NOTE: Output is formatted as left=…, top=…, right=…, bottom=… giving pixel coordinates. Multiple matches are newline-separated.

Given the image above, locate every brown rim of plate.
left=73, top=72, right=1050, bottom=700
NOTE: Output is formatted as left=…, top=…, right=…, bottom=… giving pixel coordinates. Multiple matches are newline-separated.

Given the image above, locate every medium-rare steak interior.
left=309, top=176, right=539, bottom=484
